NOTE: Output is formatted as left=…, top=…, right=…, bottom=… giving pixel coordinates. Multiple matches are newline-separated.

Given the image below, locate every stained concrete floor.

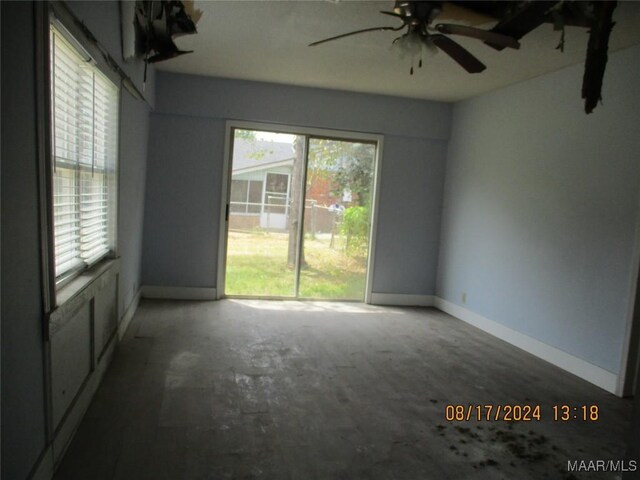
left=54, top=299, right=632, bottom=479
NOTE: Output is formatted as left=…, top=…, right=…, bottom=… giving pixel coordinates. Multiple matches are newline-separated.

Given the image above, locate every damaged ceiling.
left=157, top=1, right=640, bottom=102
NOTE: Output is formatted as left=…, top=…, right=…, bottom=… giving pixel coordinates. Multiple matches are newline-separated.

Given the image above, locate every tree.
left=287, top=135, right=306, bottom=267
left=287, top=137, right=376, bottom=266
left=307, top=140, right=375, bottom=207
left=234, top=129, right=257, bottom=140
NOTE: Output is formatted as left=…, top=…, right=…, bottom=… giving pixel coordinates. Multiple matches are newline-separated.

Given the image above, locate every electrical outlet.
left=461, top=292, right=467, bottom=305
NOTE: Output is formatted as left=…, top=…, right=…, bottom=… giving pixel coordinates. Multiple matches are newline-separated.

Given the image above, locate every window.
left=230, top=179, right=263, bottom=214
left=247, top=180, right=263, bottom=214
left=230, top=179, right=248, bottom=213
left=50, top=25, right=119, bottom=283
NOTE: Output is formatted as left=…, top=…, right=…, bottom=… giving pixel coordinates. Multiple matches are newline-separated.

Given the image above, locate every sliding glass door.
left=224, top=129, right=302, bottom=297
left=298, top=138, right=376, bottom=299
left=223, top=127, right=377, bottom=301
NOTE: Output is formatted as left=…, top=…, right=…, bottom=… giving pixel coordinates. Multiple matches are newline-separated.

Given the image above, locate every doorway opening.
left=220, top=124, right=381, bottom=301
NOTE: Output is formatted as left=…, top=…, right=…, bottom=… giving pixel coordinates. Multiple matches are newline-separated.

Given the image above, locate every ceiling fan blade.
left=309, top=26, right=404, bottom=47
left=380, top=10, right=404, bottom=19
left=429, top=34, right=486, bottom=73
left=435, top=24, right=520, bottom=49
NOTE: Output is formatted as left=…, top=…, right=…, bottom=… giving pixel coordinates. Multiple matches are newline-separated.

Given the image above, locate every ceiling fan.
left=309, top=1, right=520, bottom=74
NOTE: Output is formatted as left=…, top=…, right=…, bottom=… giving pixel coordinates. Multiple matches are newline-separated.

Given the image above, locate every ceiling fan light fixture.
left=391, top=30, right=437, bottom=74
left=392, top=31, right=424, bottom=58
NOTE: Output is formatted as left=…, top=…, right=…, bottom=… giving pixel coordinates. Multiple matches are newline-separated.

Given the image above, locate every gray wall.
left=144, top=114, right=224, bottom=287
left=374, top=136, right=446, bottom=294
left=142, top=73, right=451, bottom=294
left=118, top=92, right=150, bottom=316
left=437, top=44, right=640, bottom=374
left=1, top=4, right=48, bottom=478
left=627, top=289, right=640, bottom=475
left=628, top=378, right=640, bottom=478
left=0, top=2, right=151, bottom=478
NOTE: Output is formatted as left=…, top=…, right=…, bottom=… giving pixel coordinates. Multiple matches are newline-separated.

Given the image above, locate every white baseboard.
left=118, top=288, right=141, bottom=340
left=370, top=293, right=435, bottom=307
left=141, top=285, right=217, bottom=301
left=434, top=297, right=619, bottom=394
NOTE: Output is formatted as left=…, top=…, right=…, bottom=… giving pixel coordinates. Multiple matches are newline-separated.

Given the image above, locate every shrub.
left=341, top=206, right=369, bottom=255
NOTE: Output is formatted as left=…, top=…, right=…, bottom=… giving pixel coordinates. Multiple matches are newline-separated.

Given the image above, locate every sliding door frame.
left=217, top=120, right=384, bottom=303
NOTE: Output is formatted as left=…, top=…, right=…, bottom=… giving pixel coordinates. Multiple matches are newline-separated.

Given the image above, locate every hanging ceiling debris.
left=474, top=0, right=618, bottom=114
left=134, top=1, right=202, bottom=80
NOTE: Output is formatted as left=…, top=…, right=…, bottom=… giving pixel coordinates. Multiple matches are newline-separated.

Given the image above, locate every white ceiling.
left=158, top=1, right=640, bottom=102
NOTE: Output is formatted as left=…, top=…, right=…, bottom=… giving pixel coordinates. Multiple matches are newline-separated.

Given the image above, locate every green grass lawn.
left=225, top=230, right=367, bottom=299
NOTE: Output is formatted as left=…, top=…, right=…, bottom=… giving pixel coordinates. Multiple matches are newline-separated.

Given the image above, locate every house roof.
left=232, top=138, right=295, bottom=174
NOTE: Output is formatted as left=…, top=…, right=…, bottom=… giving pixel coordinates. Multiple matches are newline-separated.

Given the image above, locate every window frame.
left=44, top=10, right=122, bottom=296
left=219, top=121, right=384, bottom=304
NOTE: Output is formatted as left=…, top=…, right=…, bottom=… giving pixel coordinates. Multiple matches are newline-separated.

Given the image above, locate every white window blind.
left=50, top=25, right=119, bottom=281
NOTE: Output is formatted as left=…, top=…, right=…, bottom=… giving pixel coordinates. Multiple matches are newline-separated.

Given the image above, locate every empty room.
left=2, top=1, right=640, bottom=479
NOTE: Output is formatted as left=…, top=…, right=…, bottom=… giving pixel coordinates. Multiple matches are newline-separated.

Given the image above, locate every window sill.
left=49, top=258, right=120, bottom=333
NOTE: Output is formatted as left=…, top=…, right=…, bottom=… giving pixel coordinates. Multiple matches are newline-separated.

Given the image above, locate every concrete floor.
left=54, top=299, right=632, bottom=479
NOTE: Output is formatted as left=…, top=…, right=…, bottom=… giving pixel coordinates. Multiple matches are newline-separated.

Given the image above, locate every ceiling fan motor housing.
left=394, top=1, right=443, bottom=23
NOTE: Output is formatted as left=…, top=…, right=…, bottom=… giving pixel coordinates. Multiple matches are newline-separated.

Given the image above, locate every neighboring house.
left=230, top=138, right=342, bottom=232
left=230, top=138, right=295, bottom=230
